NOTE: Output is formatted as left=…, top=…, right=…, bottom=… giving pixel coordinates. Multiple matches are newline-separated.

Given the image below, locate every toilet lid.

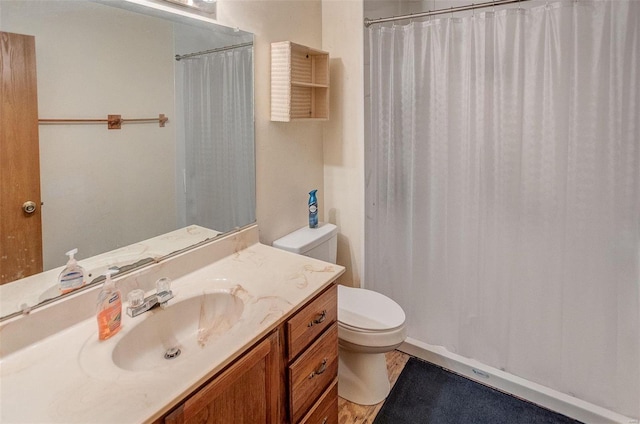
left=338, top=285, right=405, bottom=331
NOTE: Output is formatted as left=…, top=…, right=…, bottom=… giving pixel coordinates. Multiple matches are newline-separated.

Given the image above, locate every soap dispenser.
left=96, top=269, right=122, bottom=340
left=58, top=248, right=86, bottom=294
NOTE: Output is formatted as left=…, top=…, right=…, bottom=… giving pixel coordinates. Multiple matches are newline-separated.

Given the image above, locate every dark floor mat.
left=373, top=357, right=583, bottom=424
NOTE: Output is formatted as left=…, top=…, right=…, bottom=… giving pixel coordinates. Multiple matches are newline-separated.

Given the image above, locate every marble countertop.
left=0, top=230, right=344, bottom=423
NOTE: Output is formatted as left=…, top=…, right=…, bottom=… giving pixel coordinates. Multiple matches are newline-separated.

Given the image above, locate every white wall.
left=216, top=1, right=326, bottom=246
left=2, top=1, right=177, bottom=269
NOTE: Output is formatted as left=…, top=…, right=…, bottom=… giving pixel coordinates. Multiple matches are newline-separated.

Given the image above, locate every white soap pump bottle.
left=58, top=248, right=86, bottom=294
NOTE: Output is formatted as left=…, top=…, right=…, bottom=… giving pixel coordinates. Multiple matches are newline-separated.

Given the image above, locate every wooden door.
left=164, top=332, right=281, bottom=424
left=0, top=32, right=43, bottom=284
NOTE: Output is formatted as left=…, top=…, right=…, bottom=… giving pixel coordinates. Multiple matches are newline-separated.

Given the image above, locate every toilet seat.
left=338, top=321, right=403, bottom=333
left=338, top=321, right=407, bottom=351
left=337, top=285, right=406, bottom=349
left=337, top=285, right=405, bottom=331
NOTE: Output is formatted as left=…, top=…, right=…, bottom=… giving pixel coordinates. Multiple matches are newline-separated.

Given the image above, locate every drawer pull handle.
left=308, top=358, right=328, bottom=379
left=308, top=310, right=327, bottom=327
left=321, top=418, right=328, bottom=424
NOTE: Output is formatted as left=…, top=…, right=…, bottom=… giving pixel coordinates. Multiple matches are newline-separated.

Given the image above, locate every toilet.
left=273, top=223, right=406, bottom=405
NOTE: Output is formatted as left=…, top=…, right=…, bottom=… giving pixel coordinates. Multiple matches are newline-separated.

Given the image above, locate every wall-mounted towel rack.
left=38, top=114, right=168, bottom=129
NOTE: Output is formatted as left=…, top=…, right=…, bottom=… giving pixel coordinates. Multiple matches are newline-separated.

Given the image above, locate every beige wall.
left=321, top=0, right=365, bottom=288
left=216, top=1, right=327, bottom=247
left=217, top=0, right=366, bottom=288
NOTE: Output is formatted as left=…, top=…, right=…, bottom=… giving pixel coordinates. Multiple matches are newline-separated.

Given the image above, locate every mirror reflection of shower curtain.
left=181, top=45, right=255, bottom=233
left=367, top=0, right=639, bottom=419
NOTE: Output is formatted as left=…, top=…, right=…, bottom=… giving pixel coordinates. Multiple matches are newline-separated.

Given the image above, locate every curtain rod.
left=39, top=114, right=168, bottom=129
left=175, top=41, right=253, bottom=61
left=364, top=0, right=532, bottom=27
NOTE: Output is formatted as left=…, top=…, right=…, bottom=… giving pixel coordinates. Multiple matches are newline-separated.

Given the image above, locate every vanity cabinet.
left=286, top=284, right=338, bottom=424
left=160, top=283, right=338, bottom=424
left=163, top=332, right=280, bottom=424
left=271, top=41, right=330, bottom=122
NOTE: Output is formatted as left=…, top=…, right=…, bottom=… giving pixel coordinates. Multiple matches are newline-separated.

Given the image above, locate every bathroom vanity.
left=161, top=284, right=338, bottom=424
left=0, top=225, right=344, bottom=423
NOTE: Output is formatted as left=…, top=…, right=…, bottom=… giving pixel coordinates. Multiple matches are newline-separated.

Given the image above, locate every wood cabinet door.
left=0, top=31, right=43, bottom=284
left=164, top=332, right=280, bottom=424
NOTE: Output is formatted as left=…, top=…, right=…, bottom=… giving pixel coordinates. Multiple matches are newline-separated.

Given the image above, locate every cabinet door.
left=165, top=332, right=279, bottom=424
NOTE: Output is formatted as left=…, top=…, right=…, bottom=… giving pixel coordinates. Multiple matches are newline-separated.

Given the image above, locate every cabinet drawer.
left=300, top=379, right=338, bottom=424
left=287, top=284, right=337, bottom=359
left=289, top=323, right=338, bottom=424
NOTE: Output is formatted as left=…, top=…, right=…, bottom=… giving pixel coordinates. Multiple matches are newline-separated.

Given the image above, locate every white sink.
left=111, top=290, right=244, bottom=371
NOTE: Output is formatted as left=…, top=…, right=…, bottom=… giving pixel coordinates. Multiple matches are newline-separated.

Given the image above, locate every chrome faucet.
left=126, top=278, right=173, bottom=318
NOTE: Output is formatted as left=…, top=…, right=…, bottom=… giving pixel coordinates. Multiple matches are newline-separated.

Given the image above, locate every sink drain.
left=164, top=347, right=181, bottom=360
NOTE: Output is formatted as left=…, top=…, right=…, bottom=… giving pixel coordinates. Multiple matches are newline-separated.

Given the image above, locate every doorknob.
left=22, top=201, right=37, bottom=214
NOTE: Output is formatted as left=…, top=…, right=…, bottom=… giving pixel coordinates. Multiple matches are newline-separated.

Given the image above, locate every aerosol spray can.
left=308, top=189, right=318, bottom=228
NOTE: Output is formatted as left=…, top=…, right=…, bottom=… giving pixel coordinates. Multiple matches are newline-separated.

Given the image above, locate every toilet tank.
left=272, top=223, right=337, bottom=263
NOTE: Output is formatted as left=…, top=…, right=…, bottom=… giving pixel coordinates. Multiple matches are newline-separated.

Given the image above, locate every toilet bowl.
left=337, top=284, right=406, bottom=404
left=273, top=223, right=407, bottom=405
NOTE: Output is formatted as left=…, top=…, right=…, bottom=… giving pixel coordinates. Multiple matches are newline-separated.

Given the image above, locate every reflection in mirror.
left=0, top=0, right=255, bottom=320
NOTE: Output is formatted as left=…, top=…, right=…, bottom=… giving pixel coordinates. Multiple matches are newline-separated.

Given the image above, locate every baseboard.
left=398, top=337, right=637, bottom=424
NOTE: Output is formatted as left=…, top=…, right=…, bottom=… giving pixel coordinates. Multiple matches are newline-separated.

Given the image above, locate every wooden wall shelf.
left=271, top=41, right=329, bottom=122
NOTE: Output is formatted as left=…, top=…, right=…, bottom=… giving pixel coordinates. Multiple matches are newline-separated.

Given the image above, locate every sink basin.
left=111, top=291, right=244, bottom=371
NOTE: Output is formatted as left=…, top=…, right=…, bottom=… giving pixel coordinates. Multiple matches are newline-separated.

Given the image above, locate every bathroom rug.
left=373, top=357, right=584, bottom=424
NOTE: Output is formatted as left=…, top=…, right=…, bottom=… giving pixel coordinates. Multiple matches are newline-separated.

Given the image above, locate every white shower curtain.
left=181, top=45, right=255, bottom=233
left=366, top=0, right=639, bottom=418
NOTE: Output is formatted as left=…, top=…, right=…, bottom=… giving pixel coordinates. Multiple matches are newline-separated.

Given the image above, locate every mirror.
left=0, top=0, right=255, bottom=320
